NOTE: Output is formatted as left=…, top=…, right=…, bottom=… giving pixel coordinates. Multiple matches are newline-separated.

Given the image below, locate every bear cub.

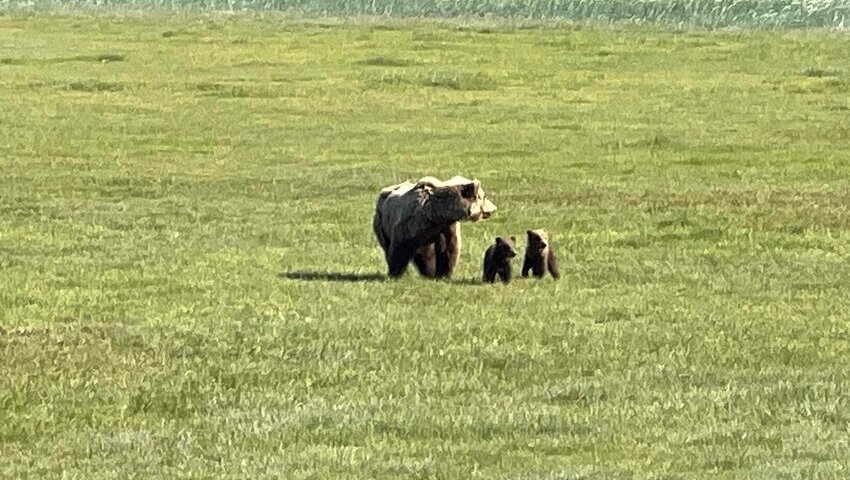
left=483, top=236, right=517, bottom=284
left=522, top=229, right=560, bottom=280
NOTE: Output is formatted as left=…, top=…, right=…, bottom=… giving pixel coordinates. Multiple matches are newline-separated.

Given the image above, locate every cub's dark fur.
left=483, top=236, right=517, bottom=284
left=522, top=229, right=560, bottom=279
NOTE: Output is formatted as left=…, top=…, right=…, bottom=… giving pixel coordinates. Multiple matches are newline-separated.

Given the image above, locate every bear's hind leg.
left=387, top=239, right=418, bottom=278
left=547, top=250, right=561, bottom=279
left=483, top=260, right=496, bottom=283
left=435, top=224, right=460, bottom=279
left=434, top=234, right=450, bottom=278
left=413, top=243, right=437, bottom=278
left=532, top=257, right=546, bottom=278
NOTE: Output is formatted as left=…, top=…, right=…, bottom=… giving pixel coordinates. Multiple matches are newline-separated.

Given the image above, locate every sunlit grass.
left=1, top=12, right=850, bottom=479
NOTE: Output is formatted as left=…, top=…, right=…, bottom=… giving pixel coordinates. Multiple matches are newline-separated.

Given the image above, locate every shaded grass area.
left=1, top=12, right=850, bottom=479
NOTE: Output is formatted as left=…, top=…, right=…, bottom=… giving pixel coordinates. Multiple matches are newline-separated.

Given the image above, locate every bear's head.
left=495, top=236, right=517, bottom=258
left=422, top=176, right=497, bottom=223
left=526, top=229, right=550, bottom=253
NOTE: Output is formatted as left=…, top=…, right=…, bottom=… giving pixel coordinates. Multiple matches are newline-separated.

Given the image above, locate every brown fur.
left=521, top=229, right=560, bottom=279
left=373, top=176, right=497, bottom=278
left=483, top=236, right=517, bottom=284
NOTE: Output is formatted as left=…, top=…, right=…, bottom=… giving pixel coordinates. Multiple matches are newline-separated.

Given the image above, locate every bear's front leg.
left=501, top=264, right=513, bottom=284
left=387, top=239, right=419, bottom=278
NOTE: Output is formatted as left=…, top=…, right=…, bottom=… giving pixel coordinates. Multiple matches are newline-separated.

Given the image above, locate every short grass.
left=2, top=12, right=850, bottom=479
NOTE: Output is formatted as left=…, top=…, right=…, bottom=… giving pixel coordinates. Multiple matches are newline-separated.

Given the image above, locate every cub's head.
left=495, top=236, right=517, bottom=258
left=526, top=229, right=550, bottom=253
left=425, top=176, right=497, bottom=223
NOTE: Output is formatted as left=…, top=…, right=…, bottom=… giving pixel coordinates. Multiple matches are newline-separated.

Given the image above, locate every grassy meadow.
left=2, top=11, right=850, bottom=479
left=9, top=0, right=850, bottom=29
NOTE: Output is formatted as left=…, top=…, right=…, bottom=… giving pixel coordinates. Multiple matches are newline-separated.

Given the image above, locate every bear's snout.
left=480, top=198, right=496, bottom=218
left=468, top=200, right=496, bottom=221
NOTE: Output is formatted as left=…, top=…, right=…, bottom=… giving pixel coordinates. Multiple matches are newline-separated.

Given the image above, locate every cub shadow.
left=279, top=271, right=386, bottom=282
left=450, top=277, right=485, bottom=286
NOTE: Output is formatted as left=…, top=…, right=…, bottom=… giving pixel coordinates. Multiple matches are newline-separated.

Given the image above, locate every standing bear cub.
left=522, top=228, right=561, bottom=280
left=373, top=175, right=497, bottom=279
left=483, top=236, right=517, bottom=284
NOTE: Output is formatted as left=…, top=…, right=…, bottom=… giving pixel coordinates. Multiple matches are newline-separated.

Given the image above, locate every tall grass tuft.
left=4, top=0, right=850, bottom=29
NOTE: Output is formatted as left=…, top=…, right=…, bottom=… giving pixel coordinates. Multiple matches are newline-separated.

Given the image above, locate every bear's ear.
left=526, top=230, right=533, bottom=236
left=460, top=182, right=477, bottom=199
left=495, top=237, right=505, bottom=245
left=510, top=236, right=516, bottom=243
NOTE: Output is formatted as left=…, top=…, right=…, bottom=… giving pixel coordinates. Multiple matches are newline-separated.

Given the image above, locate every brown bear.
left=373, top=175, right=497, bottom=279
left=521, top=228, right=560, bottom=279
left=483, top=236, right=517, bottom=284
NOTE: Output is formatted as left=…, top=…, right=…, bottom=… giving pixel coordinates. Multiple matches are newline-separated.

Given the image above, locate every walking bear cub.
left=483, top=236, right=517, bottom=284
left=522, top=229, right=560, bottom=280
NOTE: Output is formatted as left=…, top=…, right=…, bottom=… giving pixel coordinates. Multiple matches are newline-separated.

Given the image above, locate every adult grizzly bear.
left=373, top=175, right=497, bottom=279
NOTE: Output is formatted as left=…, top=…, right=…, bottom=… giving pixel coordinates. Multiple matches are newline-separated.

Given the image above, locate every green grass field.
left=2, top=11, right=850, bottom=479
left=7, top=0, right=850, bottom=29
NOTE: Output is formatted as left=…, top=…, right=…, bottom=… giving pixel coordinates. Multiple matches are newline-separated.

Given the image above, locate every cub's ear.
left=495, top=237, right=505, bottom=245
left=460, top=182, right=477, bottom=199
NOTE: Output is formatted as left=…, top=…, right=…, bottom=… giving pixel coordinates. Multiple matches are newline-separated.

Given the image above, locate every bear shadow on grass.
left=278, top=270, right=484, bottom=285
left=278, top=271, right=387, bottom=282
